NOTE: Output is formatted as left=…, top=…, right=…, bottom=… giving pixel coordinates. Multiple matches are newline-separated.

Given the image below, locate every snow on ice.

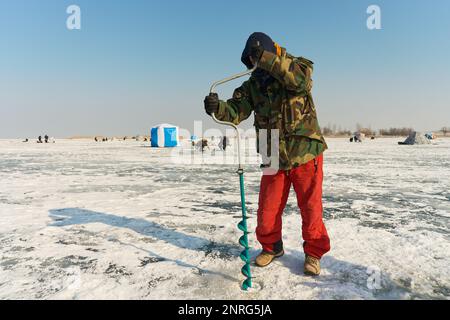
left=0, top=138, right=449, bottom=299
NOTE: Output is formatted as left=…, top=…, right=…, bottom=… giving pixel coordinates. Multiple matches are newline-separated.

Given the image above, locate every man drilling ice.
left=204, top=32, right=330, bottom=275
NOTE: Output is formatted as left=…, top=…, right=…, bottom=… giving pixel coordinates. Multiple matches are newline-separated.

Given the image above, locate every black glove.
left=248, top=42, right=264, bottom=66
left=204, top=93, right=219, bottom=116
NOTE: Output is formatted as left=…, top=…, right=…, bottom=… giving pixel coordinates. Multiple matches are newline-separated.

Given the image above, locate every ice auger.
left=208, top=64, right=257, bottom=290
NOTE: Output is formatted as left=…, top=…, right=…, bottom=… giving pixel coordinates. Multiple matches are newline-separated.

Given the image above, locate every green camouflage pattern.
left=216, top=47, right=327, bottom=170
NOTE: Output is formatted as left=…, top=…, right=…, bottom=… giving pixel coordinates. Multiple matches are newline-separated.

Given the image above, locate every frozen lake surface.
left=0, top=137, right=449, bottom=299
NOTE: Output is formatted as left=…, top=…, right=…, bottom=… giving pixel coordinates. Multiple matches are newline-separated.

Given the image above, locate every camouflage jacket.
left=216, top=47, right=327, bottom=170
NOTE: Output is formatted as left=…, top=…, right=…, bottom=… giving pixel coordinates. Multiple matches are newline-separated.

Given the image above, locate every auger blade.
left=241, top=278, right=252, bottom=291
left=240, top=250, right=250, bottom=263
left=237, top=221, right=247, bottom=232
left=241, top=264, right=251, bottom=277
left=239, top=235, right=248, bottom=248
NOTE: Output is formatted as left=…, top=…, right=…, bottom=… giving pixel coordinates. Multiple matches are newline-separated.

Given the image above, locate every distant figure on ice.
left=201, top=139, right=208, bottom=152
left=194, top=138, right=209, bottom=152
left=23, top=138, right=29, bottom=143
left=44, top=135, right=49, bottom=143
left=37, top=136, right=42, bottom=143
left=219, top=136, right=229, bottom=151
left=352, top=132, right=365, bottom=143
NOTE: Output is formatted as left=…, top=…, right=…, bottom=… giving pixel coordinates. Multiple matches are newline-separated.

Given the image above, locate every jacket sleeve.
left=215, top=80, right=253, bottom=125
left=257, top=50, right=313, bottom=94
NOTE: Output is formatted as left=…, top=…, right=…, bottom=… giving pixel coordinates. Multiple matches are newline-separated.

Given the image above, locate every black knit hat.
left=241, top=32, right=276, bottom=69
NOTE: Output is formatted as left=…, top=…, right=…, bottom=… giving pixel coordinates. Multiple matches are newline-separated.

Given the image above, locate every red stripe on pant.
left=256, top=154, right=331, bottom=259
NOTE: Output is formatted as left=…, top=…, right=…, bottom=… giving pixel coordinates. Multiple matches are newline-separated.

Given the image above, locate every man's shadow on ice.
left=48, top=208, right=246, bottom=281
left=278, top=249, right=410, bottom=299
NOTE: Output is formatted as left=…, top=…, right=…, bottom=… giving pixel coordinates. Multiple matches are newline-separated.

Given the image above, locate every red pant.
left=256, top=154, right=330, bottom=259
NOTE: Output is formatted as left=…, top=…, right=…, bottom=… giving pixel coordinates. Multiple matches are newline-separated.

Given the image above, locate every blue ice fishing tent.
left=150, top=124, right=179, bottom=147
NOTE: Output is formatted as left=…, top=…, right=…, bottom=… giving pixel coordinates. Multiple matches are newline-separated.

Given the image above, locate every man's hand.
left=204, top=93, right=219, bottom=116
left=248, top=41, right=264, bottom=66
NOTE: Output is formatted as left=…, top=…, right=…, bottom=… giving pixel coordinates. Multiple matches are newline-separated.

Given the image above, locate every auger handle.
left=209, top=64, right=257, bottom=94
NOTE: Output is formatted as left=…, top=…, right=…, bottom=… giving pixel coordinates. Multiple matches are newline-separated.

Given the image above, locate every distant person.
left=194, top=139, right=203, bottom=151
left=222, top=136, right=228, bottom=151
left=196, top=139, right=209, bottom=152
left=219, top=136, right=229, bottom=151
left=44, top=135, right=49, bottom=143
left=349, top=137, right=354, bottom=143
left=37, top=136, right=42, bottom=143
left=94, top=137, right=98, bottom=142
left=23, top=138, right=29, bottom=143
left=201, top=139, right=208, bottom=152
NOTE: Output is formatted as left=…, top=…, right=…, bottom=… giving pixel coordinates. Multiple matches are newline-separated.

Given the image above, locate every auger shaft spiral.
left=209, top=65, right=257, bottom=290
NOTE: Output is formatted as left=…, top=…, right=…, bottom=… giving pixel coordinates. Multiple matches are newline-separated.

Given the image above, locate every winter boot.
left=255, top=240, right=284, bottom=267
left=255, top=250, right=284, bottom=267
left=304, top=255, right=321, bottom=276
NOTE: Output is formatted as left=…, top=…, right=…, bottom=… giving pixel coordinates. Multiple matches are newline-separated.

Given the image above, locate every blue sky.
left=0, top=0, right=449, bottom=138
